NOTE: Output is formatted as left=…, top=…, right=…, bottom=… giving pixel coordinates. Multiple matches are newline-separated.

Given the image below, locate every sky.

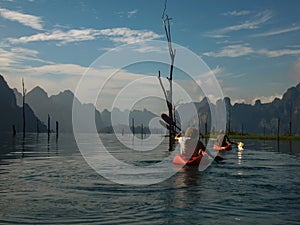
left=0, top=0, right=300, bottom=111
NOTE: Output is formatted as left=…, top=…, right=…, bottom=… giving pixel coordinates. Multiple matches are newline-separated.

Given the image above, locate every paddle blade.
left=161, top=113, right=181, bottom=131
left=237, top=142, right=244, bottom=150
left=161, top=113, right=174, bottom=125
left=159, top=120, right=169, bottom=129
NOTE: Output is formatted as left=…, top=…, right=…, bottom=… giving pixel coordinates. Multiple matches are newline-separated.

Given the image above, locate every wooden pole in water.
left=241, top=123, right=244, bottom=136
left=132, top=118, right=135, bottom=136
left=277, top=117, right=280, bottom=140
left=48, top=114, right=50, bottom=137
left=22, top=78, right=26, bottom=138
left=289, top=107, right=292, bottom=136
left=36, top=118, right=39, bottom=134
left=12, top=125, right=16, bottom=137
left=141, top=124, right=144, bottom=139
left=227, top=109, right=231, bottom=134
left=56, top=121, right=59, bottom=139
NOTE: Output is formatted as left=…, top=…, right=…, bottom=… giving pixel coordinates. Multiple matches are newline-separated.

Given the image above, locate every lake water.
left=0, top=133, right=299, bottom=224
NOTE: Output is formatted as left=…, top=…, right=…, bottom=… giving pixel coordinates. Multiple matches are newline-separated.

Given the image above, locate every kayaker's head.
left=184, top=127, right=199, bottom=139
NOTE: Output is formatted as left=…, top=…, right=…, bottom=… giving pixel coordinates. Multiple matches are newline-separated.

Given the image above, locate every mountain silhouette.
left=174, top=84, right=300, bottom=135
left=100, top=108, right=159, bottom=133
left=15, top=86, right=160, bottom=134
left=227, top=83, right=300, bottom=135
left=9, top=74, right=300, bottom=135
left=0, top=74, right=47, bottom=133
left=14, top=87, right=104, bottom=133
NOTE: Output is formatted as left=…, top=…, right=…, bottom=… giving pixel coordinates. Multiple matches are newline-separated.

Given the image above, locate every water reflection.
left=236, top=149, right=244, bottom=177
left=175, top=167, right=201, bottom=187
left=171, top=168, right=203, bottom=211
left=251, top=139, right=300, bottom=155
left=237, top=150, right=243, bottom=165
left=0, top=133, right=65, bottom=159
left=276, top=139, right=300, bottom=155
left=1, top=134, right=300, bottom=224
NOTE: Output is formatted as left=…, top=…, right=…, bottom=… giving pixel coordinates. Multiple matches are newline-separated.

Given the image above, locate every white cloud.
left=216, top=40, right=243, bottom=45
left=0, top=7, right=43, bottom=30
left=0, top=48, right=15, bottom=67
left=0, top=46, right=42, bottom=68
left=204, top=34, right=229, bottom=39
left=0, top=49, right=165, bottom=110
left=129, top=43, right=167, bottom=53
left=223, top=10, right=251, bottom=16
left=11, top=47, right=39, bottom=56
left=221, top=10, right=272, bottom=33
left=259, top=48, right=300, bottom=57
left=203, top=44, right=300, bottom=58
left=9, top=29, right=98, bottom=44
left=203, top=44, right=254, bottom=58
left=291, top=57, right=300, bottom=82
left=202, top=66, right=223, bottom=77
left=0, top=46, right=52, bottom=69
left=252, top=25, right=300, bottom=37
left=231, top=98, right=247, bottom=105
left=8, top=27, right=162, bottom=45
left=127, top=9, right=138, bottom=18
left=293, top=58, right=300, bottom=71
left=23, top=63, right=87, bottom=76
left=218, top=72, right=245, bottom=79
left=251, top=95, right=282, bottom=105
left=100, top=28, right=162, bottom=44
left=207, top=10, right=272, bottom=38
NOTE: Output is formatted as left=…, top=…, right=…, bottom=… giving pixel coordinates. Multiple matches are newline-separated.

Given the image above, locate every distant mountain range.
left=1, top=74, right=299, bottom=135
left=0, top=75, right=47, bottom=133
left=14, top=86, right=104, bottom=133
left=12, top=79, right=158, bottom=134
left=195, top=83, right=300, bottom=135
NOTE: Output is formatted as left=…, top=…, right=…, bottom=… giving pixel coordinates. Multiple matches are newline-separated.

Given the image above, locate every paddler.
left=174, top=127, right=206, bottom=158
left=213, top=130, right=232, bottom=151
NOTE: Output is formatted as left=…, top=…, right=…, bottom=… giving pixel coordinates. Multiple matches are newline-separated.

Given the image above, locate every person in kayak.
left=213, top=130, right=232, bottom=151
left=174, top=127, right=206, bottom=158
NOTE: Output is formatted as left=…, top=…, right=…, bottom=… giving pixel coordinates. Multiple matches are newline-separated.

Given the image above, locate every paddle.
left=161, top=113, right=181, bottom=132
left=229, top=141, right=245, bottom=150
left=159, top=120, right=177, bottom=135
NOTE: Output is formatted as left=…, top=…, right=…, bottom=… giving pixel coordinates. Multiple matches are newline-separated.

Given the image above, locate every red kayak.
left=173, top=154, right=203, bottom=166
left=213, top=143, right=232, bottom=151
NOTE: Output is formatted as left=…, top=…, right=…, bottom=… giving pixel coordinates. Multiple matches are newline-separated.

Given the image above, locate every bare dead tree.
left=158, top=0, right=176, bottom=151
left=22, top=78, right=27, bottom=138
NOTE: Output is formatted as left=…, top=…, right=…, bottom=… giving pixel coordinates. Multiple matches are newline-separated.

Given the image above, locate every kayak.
left=173, top=154, right=202, bottom=166
left=213, top=143, right=232, bottom=151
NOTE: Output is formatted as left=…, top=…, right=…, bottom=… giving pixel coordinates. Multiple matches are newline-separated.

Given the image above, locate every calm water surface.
left=0, top=133, right=299, bottom=224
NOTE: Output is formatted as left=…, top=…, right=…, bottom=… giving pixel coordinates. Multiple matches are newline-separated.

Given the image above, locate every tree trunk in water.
left=22, top=78, right=26, bottom=138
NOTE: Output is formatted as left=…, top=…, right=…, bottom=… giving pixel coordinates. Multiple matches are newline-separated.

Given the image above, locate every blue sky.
left=0, top=0, right=300, bottom=110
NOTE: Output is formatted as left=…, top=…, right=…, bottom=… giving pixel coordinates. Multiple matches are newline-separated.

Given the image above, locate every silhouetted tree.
left=158, top=0, right=176, bottom=151
left=22, top=78, right=27, bottom=138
